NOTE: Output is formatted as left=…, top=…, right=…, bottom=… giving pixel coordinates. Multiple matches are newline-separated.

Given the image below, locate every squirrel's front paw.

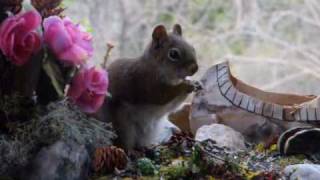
left=183, top=80, right=203, bottom=93
left=192, top=81, right=203, bottom=92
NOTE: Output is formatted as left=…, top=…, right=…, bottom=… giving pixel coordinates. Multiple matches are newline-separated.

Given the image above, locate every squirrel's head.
left=145, top=24, right=198, bottom=84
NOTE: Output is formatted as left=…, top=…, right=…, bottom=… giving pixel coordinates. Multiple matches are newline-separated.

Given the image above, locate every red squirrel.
left=97, top=24, right=199, bottom=150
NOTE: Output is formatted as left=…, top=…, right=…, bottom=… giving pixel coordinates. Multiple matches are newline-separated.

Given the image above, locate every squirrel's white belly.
left=116, top=94, right=187, bottom=148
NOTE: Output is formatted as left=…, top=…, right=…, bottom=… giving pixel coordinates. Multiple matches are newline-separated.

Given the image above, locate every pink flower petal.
left=76, top=92, right=106, bottom=113
left=58, top=44, right=89, bottom=65
left=0, top=19, right=19, bottom=54
left=43, top=16, right=93, bottom=66
left=68, top=70, right=86, bottom=99
left=12, top=44, right=30, bottom=65
left=0, top=10, right=42, bottom=66
left=87, top=69, right=108, bottom=94
left=67, top=66, right=109, bottom=113
left=19, top=10, right=41, bottom=33
left=44, top=16, right=73, bottom=54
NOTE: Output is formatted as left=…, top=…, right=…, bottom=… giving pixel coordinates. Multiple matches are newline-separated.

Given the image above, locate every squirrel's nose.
left=188, top=63, right=198, bottom=75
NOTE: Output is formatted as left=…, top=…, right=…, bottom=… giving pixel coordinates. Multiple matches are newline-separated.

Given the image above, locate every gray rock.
left=25, top=140, right=90, bottom=180
left=153, top=118, right=178, bottom=145
left=195, top=124, right=247, bottom=151
left=284, top=164, right=320, bottom=180
left=189, top=63, right=285, bottom=144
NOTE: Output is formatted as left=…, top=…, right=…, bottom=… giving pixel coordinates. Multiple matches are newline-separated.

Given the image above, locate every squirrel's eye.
left=168, top=48, right=181, bottom=61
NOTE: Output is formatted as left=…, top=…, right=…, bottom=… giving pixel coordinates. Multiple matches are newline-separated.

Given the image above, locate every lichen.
left=13, top=100, right=115, bottom=149
left=0, top=135, right=33, bottom=175
left=255, top=143, right=278, bottom=154
left=0, top=100, right=115, bottom=177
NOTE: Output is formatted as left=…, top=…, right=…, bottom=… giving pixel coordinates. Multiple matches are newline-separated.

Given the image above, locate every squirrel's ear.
left=173, top=24, right=182, bottom=36
left=152, top=25, right=168, bottom=45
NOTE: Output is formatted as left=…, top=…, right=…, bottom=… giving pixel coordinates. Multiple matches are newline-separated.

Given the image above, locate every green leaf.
left=42, top=56, right=65, bottom=97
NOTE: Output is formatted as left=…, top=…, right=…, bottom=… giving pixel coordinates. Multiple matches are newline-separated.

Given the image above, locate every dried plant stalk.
left=31, top=0, right=64, bottom=18
left=0, top=0, right=23, bottom=15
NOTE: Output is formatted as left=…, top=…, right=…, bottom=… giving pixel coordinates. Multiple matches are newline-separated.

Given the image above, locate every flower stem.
left=102, top=43, right=114, bottom=69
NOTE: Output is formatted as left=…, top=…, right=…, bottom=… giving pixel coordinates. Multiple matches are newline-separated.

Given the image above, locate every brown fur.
left=97, top=24, right=198, bottom=149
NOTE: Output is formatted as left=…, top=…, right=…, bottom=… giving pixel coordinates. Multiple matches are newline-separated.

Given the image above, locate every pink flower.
left=43, top=16, right=93, bottom=66
left=0, top=10, right=42, bottom=66
left=68, top=66, right=108, bottom=113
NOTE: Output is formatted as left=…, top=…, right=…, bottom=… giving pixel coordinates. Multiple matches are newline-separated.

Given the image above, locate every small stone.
left=284, top=164, right=320, bottom=180
left=195, top=124, right=247, bottom=151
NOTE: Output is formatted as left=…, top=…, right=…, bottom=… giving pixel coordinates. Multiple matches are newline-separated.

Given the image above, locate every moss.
left=237, top=165, right=261, bottom=180
left=157, top=146, right=176, bottom=164
left=137, top=158, right=157, bottom=176
left=160, top=161, right=190, bottom=180
left=0, top=135, right=33, bottom=175
left=191, top=145, right=201, bottom=165
left=13, top=100, right=115, bottom=149
left=277, top=155, right=307, bottom=169
left=269, top=144, right=277, bottom=152
left=255, top=143, right=278, bottom=154
left=0, top=100, right=115, bottom=177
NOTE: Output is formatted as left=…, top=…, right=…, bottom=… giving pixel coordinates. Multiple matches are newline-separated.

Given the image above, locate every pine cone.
left=31, top=0, right=64, bottom=18
left=166, top=131, right=194, bottom=147
left=92, top=146, right=128, bottom=173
